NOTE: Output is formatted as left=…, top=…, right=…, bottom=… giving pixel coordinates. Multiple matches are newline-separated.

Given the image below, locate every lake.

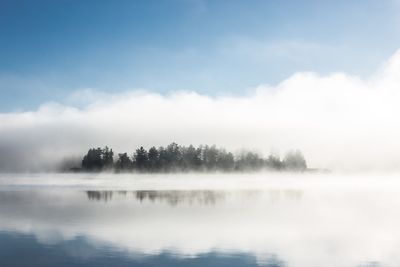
left=0, top=173, right=399, bottom=267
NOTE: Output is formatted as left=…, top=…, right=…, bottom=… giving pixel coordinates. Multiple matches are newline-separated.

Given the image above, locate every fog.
left=2, top=175, right=400, bottom=267
left=1, top=172, right=399, bottom=191
left=2, top=50, right=400, bottom=172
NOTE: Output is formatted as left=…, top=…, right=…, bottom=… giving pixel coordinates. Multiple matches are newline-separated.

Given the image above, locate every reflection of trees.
left=85, top=190, right=302, bottom=205
left=135, top=190, right=226, bottom=206
left=86, top=191, right=114, bottom=202
left=85, top=190, right=226, bottom=205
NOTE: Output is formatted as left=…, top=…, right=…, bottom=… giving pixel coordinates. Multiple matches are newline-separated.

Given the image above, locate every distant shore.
left=69, top=143, right=309, bottom=173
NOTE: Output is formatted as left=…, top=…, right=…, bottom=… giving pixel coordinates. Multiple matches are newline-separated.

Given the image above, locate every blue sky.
left=1, top=0, right=400, bottom=111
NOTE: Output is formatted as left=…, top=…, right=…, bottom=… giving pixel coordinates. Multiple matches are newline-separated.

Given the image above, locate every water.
left=0, top=173, right=399, bottom=267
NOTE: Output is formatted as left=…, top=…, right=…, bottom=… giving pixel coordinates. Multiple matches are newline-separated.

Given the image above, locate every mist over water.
left=1, top=172, right=399, bottom=191
left=1, top=173, right=400, bottom=267
left=1, top=25, right=399, bottom=267
left=3, top=1, right=400, bottom=266
left=2, top=50, right=400, bottom=172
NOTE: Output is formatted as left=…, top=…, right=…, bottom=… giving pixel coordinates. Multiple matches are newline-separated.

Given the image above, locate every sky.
left=2, top=1, right=400, bottom=172
left=1, top=0, right=400, bottom=111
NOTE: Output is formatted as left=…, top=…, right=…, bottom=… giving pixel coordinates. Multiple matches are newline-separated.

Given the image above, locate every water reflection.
left=86, top=190, right=114, bottom=202
left=87, top=190, right=228, bottom=205
left=85, top=190, right=302, bottom=205
left=0, top=231, right=284, bottom=267
left=0, top=185, right=398, bottom=267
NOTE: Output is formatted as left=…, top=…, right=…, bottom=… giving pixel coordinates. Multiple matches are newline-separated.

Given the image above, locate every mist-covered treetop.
left=80, top=143, right=307, bottom=173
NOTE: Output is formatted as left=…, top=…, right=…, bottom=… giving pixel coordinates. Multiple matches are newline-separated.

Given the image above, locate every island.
left=72, top=142, right=308, bottom=173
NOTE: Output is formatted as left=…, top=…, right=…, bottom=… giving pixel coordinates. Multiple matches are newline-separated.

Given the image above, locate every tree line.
left=80, top=143, right=307, bottom=172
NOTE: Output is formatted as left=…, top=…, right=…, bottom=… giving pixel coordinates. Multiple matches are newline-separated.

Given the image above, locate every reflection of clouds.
left=2, top=184, right=400, bottom=267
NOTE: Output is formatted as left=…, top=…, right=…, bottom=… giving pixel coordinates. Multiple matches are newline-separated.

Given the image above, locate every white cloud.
left=2, top=50, right=400, bottom=171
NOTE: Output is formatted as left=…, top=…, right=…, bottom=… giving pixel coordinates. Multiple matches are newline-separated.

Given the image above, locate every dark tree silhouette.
left=235, top=151, right=265, bottom=171
left=157, top=146, right=169, bottom=171
left=82, top=147, right=113, bottom=171
left=181, top=145, right=202, bottom=170
left=216, top=150, right=235, bottom=171
left=266, top=154, right=284, bottom=170
left=282, top=150, right=307, bottom=171
left=165, top=142, right=182, bottom=170
left=115, top=153, right=132, bottom=171
left=134, top=146, right=149, bottom=171
left=102, top=146, right=114, bottom=169
left=202, top=145, right=219, bottom=170
left=80, top=143, right=307, bottom=173
left=148, top=146, right=160, bottom=171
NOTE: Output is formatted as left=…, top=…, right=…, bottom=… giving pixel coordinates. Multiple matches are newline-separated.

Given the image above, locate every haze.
left=2, top=51, right=400, bottom=172
left=2, top=175, right=400, bottom=267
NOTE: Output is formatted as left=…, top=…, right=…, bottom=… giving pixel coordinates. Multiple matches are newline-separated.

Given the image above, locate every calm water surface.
left=0, top=173, right=399, bottom=267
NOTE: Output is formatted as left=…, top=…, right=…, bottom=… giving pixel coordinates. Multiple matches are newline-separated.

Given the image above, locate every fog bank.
left=2, top=50, right=400, bottom=172
left=3, top=178, right=400, bottom=267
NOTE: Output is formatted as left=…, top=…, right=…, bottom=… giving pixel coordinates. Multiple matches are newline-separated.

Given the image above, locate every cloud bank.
left=2, top=50, right=400, bottom=172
